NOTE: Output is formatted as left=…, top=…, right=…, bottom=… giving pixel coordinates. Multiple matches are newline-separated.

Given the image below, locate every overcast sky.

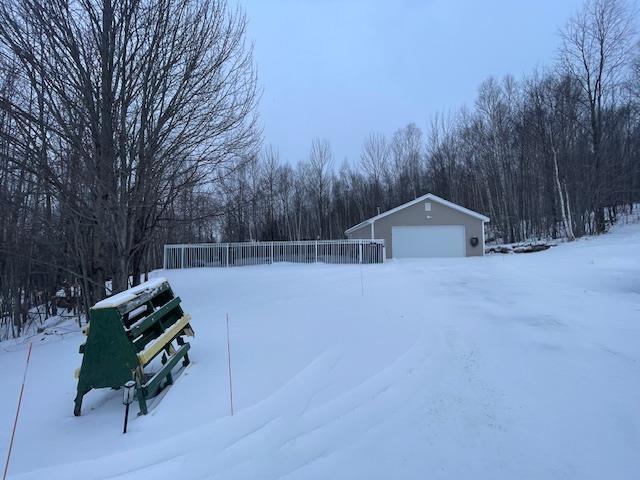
left=239, top=0, right=585, bottom=165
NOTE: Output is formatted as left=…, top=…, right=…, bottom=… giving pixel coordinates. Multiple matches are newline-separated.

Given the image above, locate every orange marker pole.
left=226, top=314, right=234, bottom=416
left=3, top=342, right=32, bottom=480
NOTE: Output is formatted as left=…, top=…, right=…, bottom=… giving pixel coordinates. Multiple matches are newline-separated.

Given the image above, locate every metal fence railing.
left=163, top=239, right=386, bottom=269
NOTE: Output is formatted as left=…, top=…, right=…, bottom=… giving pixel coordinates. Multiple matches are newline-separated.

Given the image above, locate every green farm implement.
left=74, top=278, right=194, bottom=416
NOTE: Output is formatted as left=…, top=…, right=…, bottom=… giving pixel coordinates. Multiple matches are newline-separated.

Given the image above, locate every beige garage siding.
left=348, top=199, right=485, bottom=258
left=347, top=223, right=372, bottom=240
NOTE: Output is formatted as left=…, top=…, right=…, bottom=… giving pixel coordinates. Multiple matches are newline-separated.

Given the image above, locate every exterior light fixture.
left=122, top=380, right=136, bottom=434
left=470, top=237, right=479, bottom=247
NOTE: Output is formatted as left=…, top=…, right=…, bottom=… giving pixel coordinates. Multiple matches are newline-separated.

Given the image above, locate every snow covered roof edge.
left=345, top=193, right=490, bottom=235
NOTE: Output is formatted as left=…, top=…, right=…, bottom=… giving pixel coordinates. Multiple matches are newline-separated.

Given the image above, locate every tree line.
left=1, top=0, right=639, bottom=338
left=0, top=0, right=259, bottom=337
left=212, top=0, right=639, bottom=246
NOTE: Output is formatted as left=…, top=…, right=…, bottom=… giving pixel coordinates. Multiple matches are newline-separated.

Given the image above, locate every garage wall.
left=372, top=199, right=484, bottom=258
left=346, top=223, right=372, bottom=240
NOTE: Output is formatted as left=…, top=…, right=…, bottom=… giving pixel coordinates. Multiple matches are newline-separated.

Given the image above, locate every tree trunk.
left=551, top=144, right=575, bottom=241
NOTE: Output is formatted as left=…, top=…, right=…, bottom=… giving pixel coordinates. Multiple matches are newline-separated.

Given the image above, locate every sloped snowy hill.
left=1, top=224, right=639, bottom=479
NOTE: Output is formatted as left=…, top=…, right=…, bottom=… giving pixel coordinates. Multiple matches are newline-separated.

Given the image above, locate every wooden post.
left=315, top=241, right=318, bottom=263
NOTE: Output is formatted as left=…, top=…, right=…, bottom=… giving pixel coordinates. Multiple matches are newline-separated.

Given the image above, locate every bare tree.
left=0, top=0, right=259, bottom=304
left=559, top=0, right=634, bottom=232
left=528, top=75, right=577, bottom=240
left=360, top=133, right=389, bottom=213
left=306, top=138, right=334, bottom=238
left=261, top=146, right=281, bottom=240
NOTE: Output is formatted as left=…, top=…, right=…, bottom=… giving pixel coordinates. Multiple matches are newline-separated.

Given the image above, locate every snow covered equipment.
left=73, top=278, right=194, bottom=416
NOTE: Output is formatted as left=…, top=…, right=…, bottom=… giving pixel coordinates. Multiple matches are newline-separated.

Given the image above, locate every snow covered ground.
left=2, top=223, right=640, bottom=479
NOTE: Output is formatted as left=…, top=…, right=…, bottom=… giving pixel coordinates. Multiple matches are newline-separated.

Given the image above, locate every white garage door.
left=392, top=225, right=466, bottom=258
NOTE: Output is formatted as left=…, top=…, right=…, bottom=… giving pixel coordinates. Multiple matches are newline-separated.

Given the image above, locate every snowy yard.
left=2, top=224, right=640, bottom=480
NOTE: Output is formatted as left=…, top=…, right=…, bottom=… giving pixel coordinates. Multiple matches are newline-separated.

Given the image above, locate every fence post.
left=358, top=240, right=362, bottom=264
left=226, top=244, right=230, bottom=267
left=163, top=245, right=168, bottom=269
left=382, top=242, right=386, bottom=263
left=181, top=245, right=185, bottom=269
left=315, top=241, right=318, bottom=263
left=270, top=243, right=274, bottom=264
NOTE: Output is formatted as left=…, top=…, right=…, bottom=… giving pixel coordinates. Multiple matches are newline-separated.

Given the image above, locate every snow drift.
left=1, top=224, right=640, bottom=479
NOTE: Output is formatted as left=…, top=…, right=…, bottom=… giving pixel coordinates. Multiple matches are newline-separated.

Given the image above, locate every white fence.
left=163, top=239, right=386, bottom=269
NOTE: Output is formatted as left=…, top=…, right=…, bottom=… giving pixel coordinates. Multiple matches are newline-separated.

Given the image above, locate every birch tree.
left=559, top=0, right=634, bottom=232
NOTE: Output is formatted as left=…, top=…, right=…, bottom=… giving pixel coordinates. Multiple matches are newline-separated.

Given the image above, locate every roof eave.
left=345, top=219, right=372, bottom=235
left=345, top=193, right=490, bottom=233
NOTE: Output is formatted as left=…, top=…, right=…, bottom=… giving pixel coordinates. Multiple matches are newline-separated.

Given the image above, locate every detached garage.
left=345, top=193, right=490, bottom=259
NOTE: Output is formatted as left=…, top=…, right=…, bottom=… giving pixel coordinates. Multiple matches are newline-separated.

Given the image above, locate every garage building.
left=345, top=193, right=490, bottom=258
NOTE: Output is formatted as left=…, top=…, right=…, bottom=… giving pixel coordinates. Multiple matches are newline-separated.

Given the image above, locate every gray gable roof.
left=345, top=193, right=490, bottom=235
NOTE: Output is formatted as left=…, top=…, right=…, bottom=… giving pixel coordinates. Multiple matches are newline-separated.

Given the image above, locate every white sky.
left=239, top=0, right=585, bottom=165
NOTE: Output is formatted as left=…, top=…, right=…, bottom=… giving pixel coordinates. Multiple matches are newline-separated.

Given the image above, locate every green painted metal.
left=73, top=279, right=194, bottom=416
